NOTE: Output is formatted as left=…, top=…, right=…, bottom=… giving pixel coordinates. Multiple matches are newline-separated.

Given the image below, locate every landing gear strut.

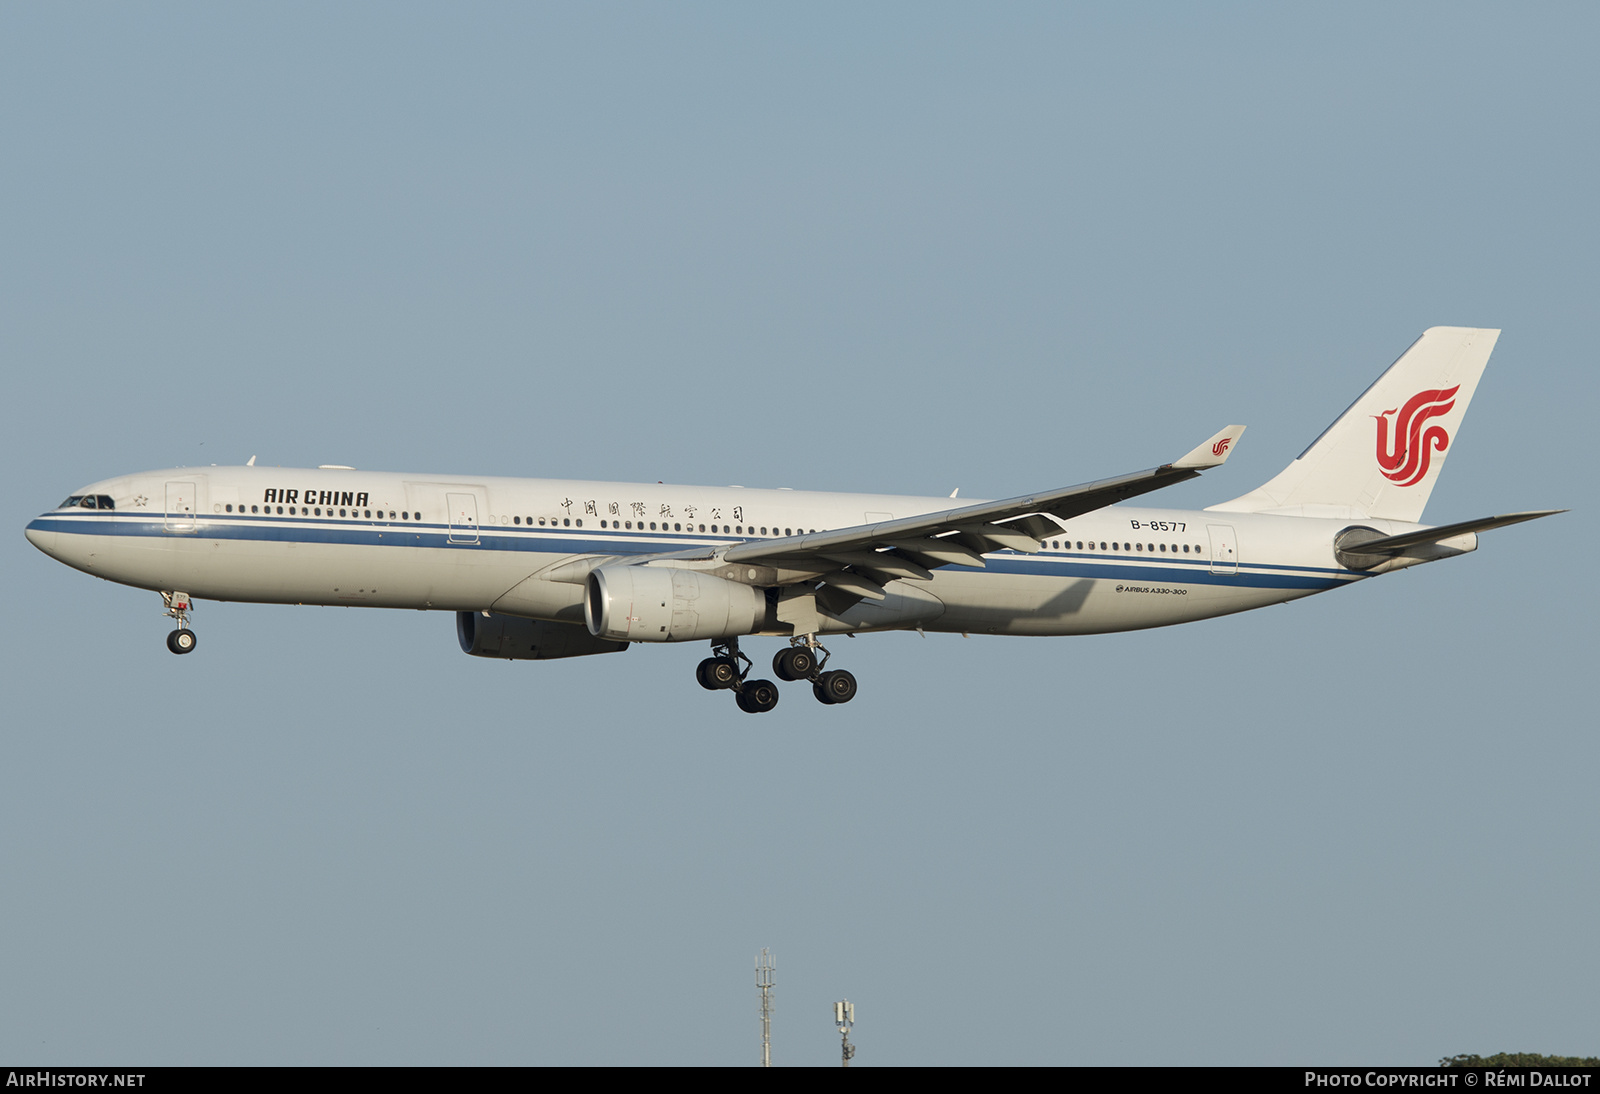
left=162, top=591, right=197, bottom=655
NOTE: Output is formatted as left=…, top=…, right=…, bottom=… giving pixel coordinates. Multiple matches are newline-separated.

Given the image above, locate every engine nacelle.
left=457, top=611, right=629, bottom=660
left=585, top=565, right=764, bottom=643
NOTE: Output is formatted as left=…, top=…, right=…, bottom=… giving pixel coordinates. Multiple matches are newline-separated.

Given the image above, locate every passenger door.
left=165, top=481, right=197, bottom=532
left=1207, top=523, right=1238, bottom=575
left=447, top=492, right=480, bottom=545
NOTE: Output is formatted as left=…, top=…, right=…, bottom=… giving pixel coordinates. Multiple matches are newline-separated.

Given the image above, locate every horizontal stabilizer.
left=1334, top=509, right=1564, bottom=571
left=1347, top=509, right=1564, bottom=555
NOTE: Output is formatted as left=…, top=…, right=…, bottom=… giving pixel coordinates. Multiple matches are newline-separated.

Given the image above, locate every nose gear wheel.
left=161, top=592, right=197, bottom=655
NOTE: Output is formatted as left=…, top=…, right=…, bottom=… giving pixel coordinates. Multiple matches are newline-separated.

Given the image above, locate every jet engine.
left=585, top=565, right=764, bottom=643
left=457, top=610, right=629, bottom=660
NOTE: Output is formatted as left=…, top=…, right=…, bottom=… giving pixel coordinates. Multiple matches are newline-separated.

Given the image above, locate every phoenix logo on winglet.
left=1375, top=385, right=1458, bottom=487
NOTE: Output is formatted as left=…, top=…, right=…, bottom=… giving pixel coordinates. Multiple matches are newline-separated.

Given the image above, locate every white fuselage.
left=24, top=465, right=1435, bottom=639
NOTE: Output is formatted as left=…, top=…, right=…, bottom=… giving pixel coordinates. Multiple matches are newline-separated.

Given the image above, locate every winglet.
left=1171, top=425, right=1246, bottom=470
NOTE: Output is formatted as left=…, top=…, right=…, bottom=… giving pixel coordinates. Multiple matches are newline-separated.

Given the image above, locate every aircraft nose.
left=24, top=517, right=57, bottom=556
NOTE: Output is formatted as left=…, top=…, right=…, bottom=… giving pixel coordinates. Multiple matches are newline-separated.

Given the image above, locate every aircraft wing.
left=718, top=425, right=1246, bottom=595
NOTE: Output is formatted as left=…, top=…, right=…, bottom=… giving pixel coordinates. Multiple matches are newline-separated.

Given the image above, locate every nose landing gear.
left=161, top=591, right=197, bottom=655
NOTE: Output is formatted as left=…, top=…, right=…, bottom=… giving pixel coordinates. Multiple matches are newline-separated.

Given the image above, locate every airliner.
left=25, top=327, right=1560, bottom=713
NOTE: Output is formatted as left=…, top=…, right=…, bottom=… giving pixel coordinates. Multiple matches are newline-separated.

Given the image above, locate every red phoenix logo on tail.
left=1374, top=385, right=1458, bottom=487
left=1212, top=438, right=1232, bottom=457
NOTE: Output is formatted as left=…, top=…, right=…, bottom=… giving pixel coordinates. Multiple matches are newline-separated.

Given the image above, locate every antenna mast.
left=756, top=948, right=775, bottom=1067
left=834, top=999, right=856, bottom=1067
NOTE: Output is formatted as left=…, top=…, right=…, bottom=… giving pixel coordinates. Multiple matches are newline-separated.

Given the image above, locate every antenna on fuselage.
left=247, top=455, right=256, bottom=466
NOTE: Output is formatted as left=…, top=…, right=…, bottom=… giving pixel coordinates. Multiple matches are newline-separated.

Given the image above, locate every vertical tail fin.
left=1208, top=326, right=1500, bottom=523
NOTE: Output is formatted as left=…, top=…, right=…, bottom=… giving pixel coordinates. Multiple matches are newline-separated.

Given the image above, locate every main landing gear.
left=162, top=591, right=197, bottom=655
left=695, top=636, right=858, bottom=714
left=696, top=638, right=778, bottom=713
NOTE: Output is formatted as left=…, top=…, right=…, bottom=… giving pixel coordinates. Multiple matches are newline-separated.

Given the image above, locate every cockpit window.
left=96, top=495, right=114, bottom=509
left=59, top=496, right=84, bottom=509
left=56, top=495, right=114, bottom=510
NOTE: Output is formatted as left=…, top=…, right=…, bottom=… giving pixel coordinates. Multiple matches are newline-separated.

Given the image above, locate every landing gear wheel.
left=772, top=646, right=816, bottom=681
left=696, top=656, right=738, bottom=690
left=814, top=669, right=856, bottom=705
left=167, top=629, right=197, bottom=655
left=735, top=679, right=780, bottom=714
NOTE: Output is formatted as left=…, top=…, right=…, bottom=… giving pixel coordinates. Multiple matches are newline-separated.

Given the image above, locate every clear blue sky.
left=2, top=3, right=1594, bottom=1065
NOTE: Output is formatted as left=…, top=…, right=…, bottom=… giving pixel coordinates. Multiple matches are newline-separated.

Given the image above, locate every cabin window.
left=574, top=519, right=582, bottom=527
left=563, top=518, right=570, bottom=527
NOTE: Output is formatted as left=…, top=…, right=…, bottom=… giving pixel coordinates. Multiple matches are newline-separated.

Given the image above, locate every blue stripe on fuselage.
left=25, top=512, right=1358, bottom=592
